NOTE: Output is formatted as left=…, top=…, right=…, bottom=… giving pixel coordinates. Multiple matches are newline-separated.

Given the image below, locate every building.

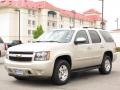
left=110, top=29, right=120, bottom=47
left=0, top=0, right=102, bottom=43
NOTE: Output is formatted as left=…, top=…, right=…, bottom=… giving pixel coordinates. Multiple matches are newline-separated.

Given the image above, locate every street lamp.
left=71, top=10, right=76, bottom=28
left=15, top=9, right=20, bottom=41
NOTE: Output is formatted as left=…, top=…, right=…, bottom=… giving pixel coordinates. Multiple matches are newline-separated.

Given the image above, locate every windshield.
left=37, top=30, right=75, bottom=43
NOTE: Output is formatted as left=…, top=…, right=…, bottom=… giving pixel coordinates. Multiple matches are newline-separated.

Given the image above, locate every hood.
left=8, top=42, right=67, bottom=52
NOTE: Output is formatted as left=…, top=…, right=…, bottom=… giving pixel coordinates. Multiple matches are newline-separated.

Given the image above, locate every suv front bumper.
left=4, top=59, right=54, bottom=77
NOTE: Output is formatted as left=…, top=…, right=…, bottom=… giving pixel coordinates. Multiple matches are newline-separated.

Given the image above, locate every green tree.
left=32, top=25, right=44, bottom=39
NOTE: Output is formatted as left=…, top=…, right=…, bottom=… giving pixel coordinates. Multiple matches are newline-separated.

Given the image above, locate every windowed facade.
left=28, top=10, right=35, bottom=16
left=52, top=22, right=56, bottom=27
left=32, top=20, right=35, bottom=26
left=60, top=15, right=63, bottom=21
left=28, top=20, right=31, bottom=26
left=28, top=30, right=32, bottom=36
left=28, top=9, right=31, bottom=15
left=61, top=25, right=63, bottom=28
left=32, top=10, right=35, bottom=16
left=48, top=22, right=50, bottom=26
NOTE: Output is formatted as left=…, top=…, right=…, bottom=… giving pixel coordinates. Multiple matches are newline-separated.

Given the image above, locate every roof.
left=83, top=9, right=101, bottom=15
left=111, top=29, right=120, bottom=33
left=35, top=1, right=59, bottom=10
left=0, top=0, right=102, bottom=22
left=85, top=15, right=102, bottom=21
left=59, top=9, right=85, bottom=20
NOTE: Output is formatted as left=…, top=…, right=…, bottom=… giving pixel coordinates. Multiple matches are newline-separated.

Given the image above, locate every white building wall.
left=0, top=8, right=10, bottom=42
left=39, top=9, right=48, bottom=31
left=110, top=32, right=120, bottom=47
left=0, top=7, right=101, bottom=43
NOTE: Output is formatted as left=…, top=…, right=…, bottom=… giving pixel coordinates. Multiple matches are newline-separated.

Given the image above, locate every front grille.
left=9, top=56, right=32, bottom=62
left=9, top=51, right=33, bottom=54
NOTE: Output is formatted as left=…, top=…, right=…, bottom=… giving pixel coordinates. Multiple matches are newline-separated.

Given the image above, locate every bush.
left=32, top=25, right=44, bottom=39
left=116, top=47, right=120, bottom=52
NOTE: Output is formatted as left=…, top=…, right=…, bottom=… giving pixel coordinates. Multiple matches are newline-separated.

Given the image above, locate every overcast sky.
left=33, top=0, right=120, bottom=30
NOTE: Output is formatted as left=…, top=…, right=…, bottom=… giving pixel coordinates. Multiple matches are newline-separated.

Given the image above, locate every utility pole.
left=99, top=0, right=105, bottom=30
left=15, top=9, right=20, bottom=41
left=101, top=0, right=104, bottom=30
left=71, top=10, right=76, bottom=28
left=116, top=18, right=119, bottom=30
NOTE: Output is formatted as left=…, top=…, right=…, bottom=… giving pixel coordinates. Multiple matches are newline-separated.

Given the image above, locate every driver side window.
left=75, top=30, right=89, bottom=44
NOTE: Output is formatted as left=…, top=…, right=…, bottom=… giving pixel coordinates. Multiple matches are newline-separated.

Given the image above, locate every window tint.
left=100, top=31, right=114, bottom=42
left=89, top=30, right=101, bottom=43
left=75, top=30, right=89, bottom=44
left=0, top=37, right=3, bottom=43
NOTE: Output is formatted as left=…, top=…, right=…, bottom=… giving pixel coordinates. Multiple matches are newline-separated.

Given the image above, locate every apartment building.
left=0, top=0, right=102, bottom=43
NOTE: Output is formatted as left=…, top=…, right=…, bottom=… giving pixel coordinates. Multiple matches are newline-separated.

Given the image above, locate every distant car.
left=0, top=37, right=6, bottom=57
left=7, top=40, right=22, bottom=48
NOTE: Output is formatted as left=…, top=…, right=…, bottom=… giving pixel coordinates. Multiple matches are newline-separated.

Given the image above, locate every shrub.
left=116, top=47, right=120, bottom=52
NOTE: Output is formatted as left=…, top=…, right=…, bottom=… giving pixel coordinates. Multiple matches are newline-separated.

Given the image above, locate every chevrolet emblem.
left=16, top=54, right=22, bottom=57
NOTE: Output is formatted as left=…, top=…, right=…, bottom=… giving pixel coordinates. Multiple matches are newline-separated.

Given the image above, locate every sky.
left=33, top=0, right=120, bottom=30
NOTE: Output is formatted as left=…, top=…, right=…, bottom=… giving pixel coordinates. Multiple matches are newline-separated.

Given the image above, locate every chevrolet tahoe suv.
left=4, top=28, right=117, bottom=85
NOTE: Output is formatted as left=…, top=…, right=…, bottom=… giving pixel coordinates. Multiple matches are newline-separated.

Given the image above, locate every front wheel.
left=52, top=60, right=71, bottom=85
left=99, top=55, right=112, bottom=74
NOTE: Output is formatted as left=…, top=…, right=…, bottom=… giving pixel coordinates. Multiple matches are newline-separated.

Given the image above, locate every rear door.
left=88, top=30, right=103, bottom=65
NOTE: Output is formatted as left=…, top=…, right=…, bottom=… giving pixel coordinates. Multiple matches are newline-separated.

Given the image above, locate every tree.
left=32, top=25, right=44, bottom=39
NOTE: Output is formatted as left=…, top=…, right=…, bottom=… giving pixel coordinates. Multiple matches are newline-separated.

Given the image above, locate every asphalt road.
left=0, top=53, right=120, bottom=90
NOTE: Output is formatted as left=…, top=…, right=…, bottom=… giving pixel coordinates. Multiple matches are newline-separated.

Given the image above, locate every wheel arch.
left=104, top=51, right=113, bottom=61
left=54, top=55, right=72, bottom=68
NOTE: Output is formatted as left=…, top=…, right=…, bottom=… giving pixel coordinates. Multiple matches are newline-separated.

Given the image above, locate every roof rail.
left=83, top=27, right=93, bottom=28
left=83, top=27, right=102, bottom=29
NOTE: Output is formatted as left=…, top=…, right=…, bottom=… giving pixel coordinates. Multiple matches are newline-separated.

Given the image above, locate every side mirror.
left=75, top=37, right=86, bottom=44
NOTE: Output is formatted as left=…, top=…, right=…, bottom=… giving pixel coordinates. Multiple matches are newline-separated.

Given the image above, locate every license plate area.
left=15, top=69, right=24, bottom=75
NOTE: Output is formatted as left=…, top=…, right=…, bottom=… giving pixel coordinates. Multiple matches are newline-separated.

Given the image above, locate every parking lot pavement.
left=0, top=53, right=120, bottom=90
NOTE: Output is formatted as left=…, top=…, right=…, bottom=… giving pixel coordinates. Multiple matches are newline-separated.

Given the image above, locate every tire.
left=52, top=60, right=71, bottom=85
left=14, top=76, right=28, bottom=81
left=99, top=55, right=112, bottom=74
left=0, top=51, right=1, bottom=57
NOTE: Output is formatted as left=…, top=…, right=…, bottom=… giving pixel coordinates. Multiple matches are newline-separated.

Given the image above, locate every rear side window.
left=0, top=37, right=3, bottom=43
left=89, top=30, right=101, bottom=43
left=100, top=31, right=114, bottom=42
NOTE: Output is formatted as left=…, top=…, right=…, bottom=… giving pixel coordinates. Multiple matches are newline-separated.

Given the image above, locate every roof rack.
left=83, top=27, right=102, bottom=29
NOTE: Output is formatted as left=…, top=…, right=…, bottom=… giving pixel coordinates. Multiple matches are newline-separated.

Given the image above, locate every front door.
left=73, top=30, right=93, bottom=69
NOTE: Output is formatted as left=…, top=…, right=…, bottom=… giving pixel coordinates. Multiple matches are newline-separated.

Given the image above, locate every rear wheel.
left=99, top=55, right=112, bottom=74
left=52, top=60, right=71, bottom=85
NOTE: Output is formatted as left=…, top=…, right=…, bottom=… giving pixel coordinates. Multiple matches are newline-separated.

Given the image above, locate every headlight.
left=34, top=51, right=50, bottom=61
